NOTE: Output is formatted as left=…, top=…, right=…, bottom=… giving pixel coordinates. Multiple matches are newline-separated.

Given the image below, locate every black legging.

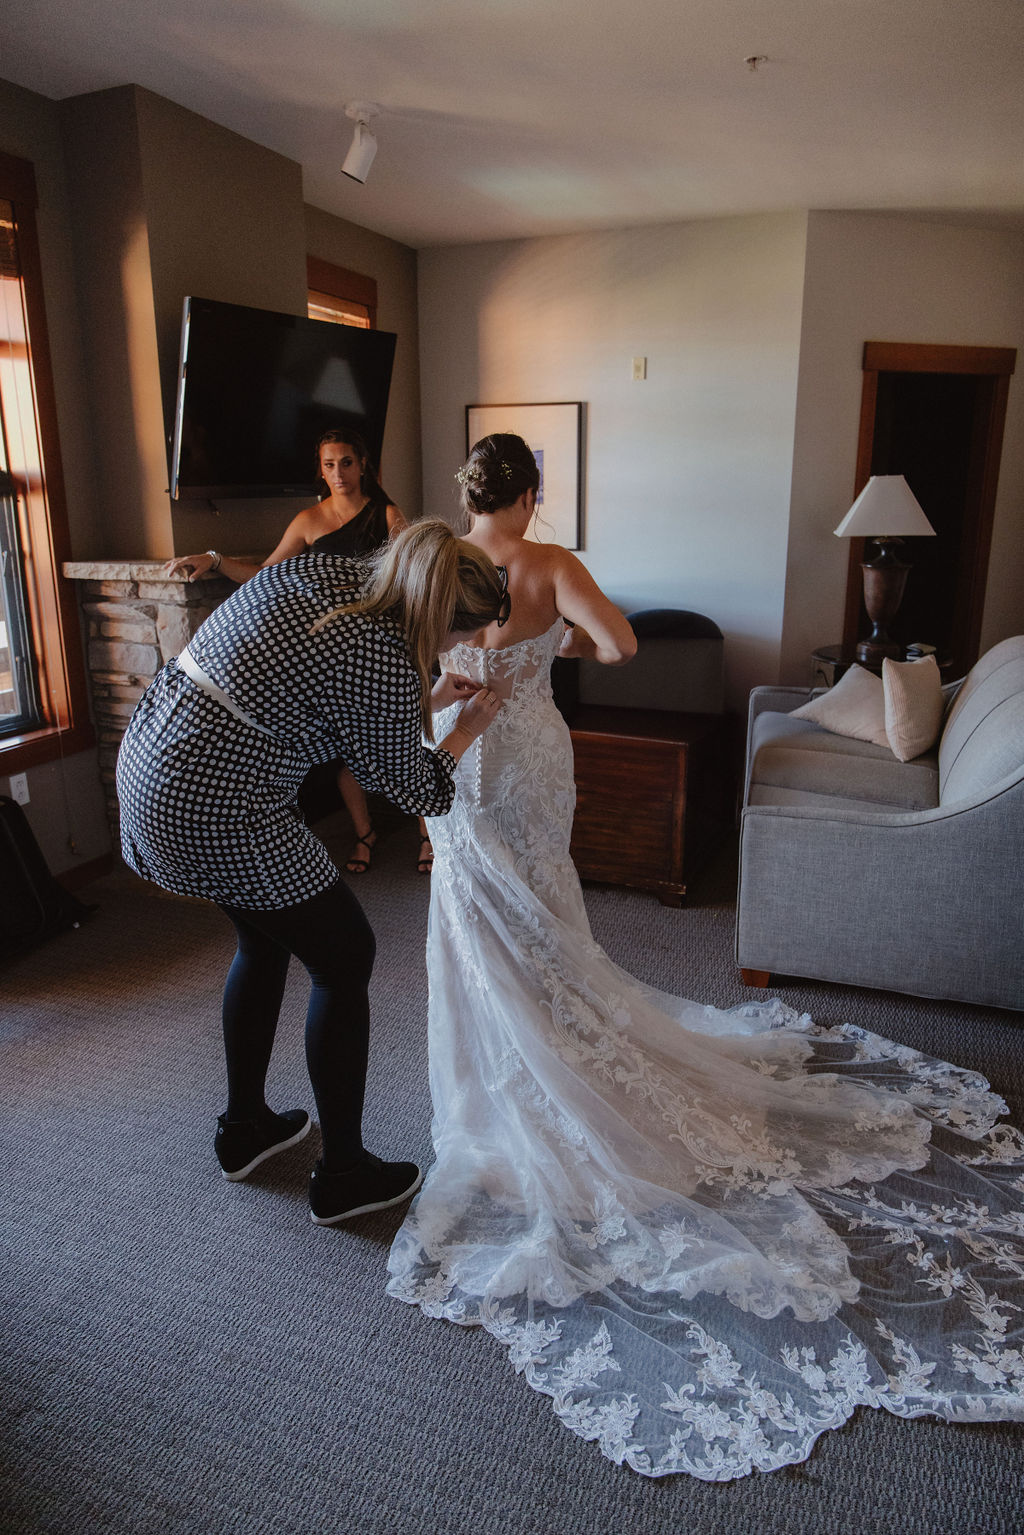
left=217, top=878, right=376, bottom=1171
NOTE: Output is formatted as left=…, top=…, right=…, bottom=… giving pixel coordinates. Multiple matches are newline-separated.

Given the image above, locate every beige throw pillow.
left=882, top=654, right=944, bottom=761
left=790, top=663, right=890, bottom=748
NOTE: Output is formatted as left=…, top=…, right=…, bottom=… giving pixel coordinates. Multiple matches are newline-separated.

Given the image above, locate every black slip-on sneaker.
left=215, top=1108, right=311, bottom=1181
left=309, top=1153, right=422, bottom=1225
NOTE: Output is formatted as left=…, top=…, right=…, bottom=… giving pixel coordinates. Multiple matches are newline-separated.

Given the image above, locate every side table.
left=811, top=644, right=947, bottom=689
left=569, top=706, right=733, bottom=907
left=810, top=644, right=879, bottom=688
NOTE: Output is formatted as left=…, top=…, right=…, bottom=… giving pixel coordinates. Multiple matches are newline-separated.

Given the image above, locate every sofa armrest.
left=747, top=684, right=815, bottom=721
left=744, top=685, right=817, bottom=796
left=736, top=776, right=1024, bottom=1010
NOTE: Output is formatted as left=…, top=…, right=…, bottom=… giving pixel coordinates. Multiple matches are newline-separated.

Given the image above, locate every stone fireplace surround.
left=63, top=561, right=234, bottom=840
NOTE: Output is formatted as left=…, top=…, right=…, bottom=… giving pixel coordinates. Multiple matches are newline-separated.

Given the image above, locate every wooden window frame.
left=306, top=256, right=377, bottom=329
left=0, top=149, right=93, bottom=771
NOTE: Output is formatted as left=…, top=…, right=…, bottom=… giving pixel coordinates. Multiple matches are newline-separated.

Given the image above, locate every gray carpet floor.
left=2, top=814, right=1022, bottom=1535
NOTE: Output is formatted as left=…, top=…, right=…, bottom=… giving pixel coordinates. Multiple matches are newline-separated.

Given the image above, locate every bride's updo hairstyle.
left=314, top=520, right=505, bottom=739
left=458, top=433, right=540, bottom=518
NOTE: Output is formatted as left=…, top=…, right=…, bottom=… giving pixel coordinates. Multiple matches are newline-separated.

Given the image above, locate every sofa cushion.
left=748, top=712, right=940, bottom=811
left=789, top=663, right=889, bottom=747
left=939, top=636, right=1024, bottom=803
left=883, top=654, right=944, bottom=761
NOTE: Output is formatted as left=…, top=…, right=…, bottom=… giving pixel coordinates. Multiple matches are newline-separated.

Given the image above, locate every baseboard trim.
left=56, top=853, right=115, bottom=891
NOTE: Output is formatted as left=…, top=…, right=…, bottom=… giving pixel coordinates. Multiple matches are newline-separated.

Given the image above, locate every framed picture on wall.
left=465, top=401, right=583, bottom=550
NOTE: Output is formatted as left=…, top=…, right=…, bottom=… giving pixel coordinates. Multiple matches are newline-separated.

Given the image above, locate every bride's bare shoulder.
left=509, top=540, right=576, bottom=575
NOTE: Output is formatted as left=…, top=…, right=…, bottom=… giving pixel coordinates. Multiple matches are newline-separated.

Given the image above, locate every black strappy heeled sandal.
left=417, top=835, right=434, bottom=875
left=346, top=828, right=377, bottom=875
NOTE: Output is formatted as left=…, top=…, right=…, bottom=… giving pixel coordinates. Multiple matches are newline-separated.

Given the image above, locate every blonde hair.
left=313, top=520, right=505, bottom=739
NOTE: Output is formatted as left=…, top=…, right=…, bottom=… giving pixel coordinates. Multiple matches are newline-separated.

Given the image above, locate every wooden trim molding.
left=959, top=370, right=1012, bottom=664
left=843, top=340, right=1018, bottom=664
left=306, top=255, right=378, bottom=329
left=0, top=151, right=94, bottom=770
left=0, top=148, right=39, bottom=207
left=842, top=367, right=880, bottom=645
left=862, top=341, right=1016, bottom=377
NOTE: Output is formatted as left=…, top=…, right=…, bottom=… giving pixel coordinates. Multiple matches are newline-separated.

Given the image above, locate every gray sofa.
left=736, top=635, right=1024, bottom=1011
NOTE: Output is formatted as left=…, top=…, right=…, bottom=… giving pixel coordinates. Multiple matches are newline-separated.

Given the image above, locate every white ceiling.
left=4, top=0, right=1024, bottom=249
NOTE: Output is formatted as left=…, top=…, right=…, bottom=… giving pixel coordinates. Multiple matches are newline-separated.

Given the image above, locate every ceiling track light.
left=342, top=101, right=380, bottom=184
left=744, top=55, right=769, bottom=71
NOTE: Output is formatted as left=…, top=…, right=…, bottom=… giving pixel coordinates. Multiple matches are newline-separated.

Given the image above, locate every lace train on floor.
left=387, top=623, right=1024, bottom=1480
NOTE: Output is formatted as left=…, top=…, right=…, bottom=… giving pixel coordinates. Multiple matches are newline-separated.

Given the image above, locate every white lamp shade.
left=833, top=475, right=936, bottom=539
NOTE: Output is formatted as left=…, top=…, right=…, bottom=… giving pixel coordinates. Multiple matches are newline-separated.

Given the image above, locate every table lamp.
left=834, top=475, right=936, bottom=664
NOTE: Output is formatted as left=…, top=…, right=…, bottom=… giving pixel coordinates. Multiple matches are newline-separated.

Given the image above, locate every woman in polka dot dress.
left=117, top=521, right=506, bottom=1225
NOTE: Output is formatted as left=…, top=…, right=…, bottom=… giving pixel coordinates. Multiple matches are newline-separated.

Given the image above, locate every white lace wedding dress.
left=386, top=620, right=1024, bottom=1480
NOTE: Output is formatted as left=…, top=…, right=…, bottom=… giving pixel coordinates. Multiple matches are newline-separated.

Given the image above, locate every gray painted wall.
left=783, top=211, right=1024, bottom=681
left=418, top=210, right=1024, bottom=709
left=418, top=214, right=809, bottom=712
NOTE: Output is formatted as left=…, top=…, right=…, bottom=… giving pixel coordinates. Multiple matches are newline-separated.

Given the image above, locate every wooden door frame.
left=843, top=341, right=1017, bottom=668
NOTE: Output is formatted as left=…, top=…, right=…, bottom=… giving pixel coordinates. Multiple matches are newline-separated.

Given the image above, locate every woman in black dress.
left=167, top=428, right=405, bottom=578
left=118, top=521, right=507, bottom=1225
left=168, top=430, right=435, bottom=874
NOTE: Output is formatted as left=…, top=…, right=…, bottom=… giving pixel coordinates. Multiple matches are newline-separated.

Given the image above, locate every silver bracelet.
left=206, top=549, right=223, bottom=572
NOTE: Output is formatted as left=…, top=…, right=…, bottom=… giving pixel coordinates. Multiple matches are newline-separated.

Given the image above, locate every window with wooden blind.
left=0, top=198, right=38, bottom=733
left=306, top=256, right=377, bottom=330
left=0, top=152, right=92, bottom=768
left=307, top=290, right=372, bottom=328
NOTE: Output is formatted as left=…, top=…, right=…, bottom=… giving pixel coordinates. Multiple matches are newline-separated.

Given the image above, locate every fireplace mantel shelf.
left=64, top=560, right=190, bottom=582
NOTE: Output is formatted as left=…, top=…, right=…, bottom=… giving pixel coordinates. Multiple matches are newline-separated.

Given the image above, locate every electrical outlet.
left=631, top=356, right=647, bottom=381
left=9, top=772, right=30, bottom=805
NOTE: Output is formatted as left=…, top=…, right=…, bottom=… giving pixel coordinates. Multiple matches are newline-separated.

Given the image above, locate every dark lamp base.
left=855, top=637, right=902, bottom=665
left=857, top=545, right=911, bottom=670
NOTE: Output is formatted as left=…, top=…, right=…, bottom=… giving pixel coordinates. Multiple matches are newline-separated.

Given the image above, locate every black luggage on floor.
left=0, top=793, right=91, bottom=956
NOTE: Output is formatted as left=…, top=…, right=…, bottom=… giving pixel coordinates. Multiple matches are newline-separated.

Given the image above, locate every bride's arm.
left=553, top=551, right=637, bottom=665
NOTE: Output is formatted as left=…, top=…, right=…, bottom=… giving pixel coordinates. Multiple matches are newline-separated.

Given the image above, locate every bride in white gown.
left=386, top=433, right=1024, bottom=1481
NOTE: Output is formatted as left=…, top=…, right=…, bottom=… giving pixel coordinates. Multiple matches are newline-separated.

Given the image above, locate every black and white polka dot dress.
left=116, top=553, right=456, bottom=910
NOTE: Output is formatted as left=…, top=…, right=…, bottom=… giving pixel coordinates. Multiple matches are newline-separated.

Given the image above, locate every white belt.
left=178, top=646, right=277, bottom=737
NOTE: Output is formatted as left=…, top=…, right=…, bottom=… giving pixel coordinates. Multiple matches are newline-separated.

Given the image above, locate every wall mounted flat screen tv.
left=170, top=296, right=397, bottom=499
